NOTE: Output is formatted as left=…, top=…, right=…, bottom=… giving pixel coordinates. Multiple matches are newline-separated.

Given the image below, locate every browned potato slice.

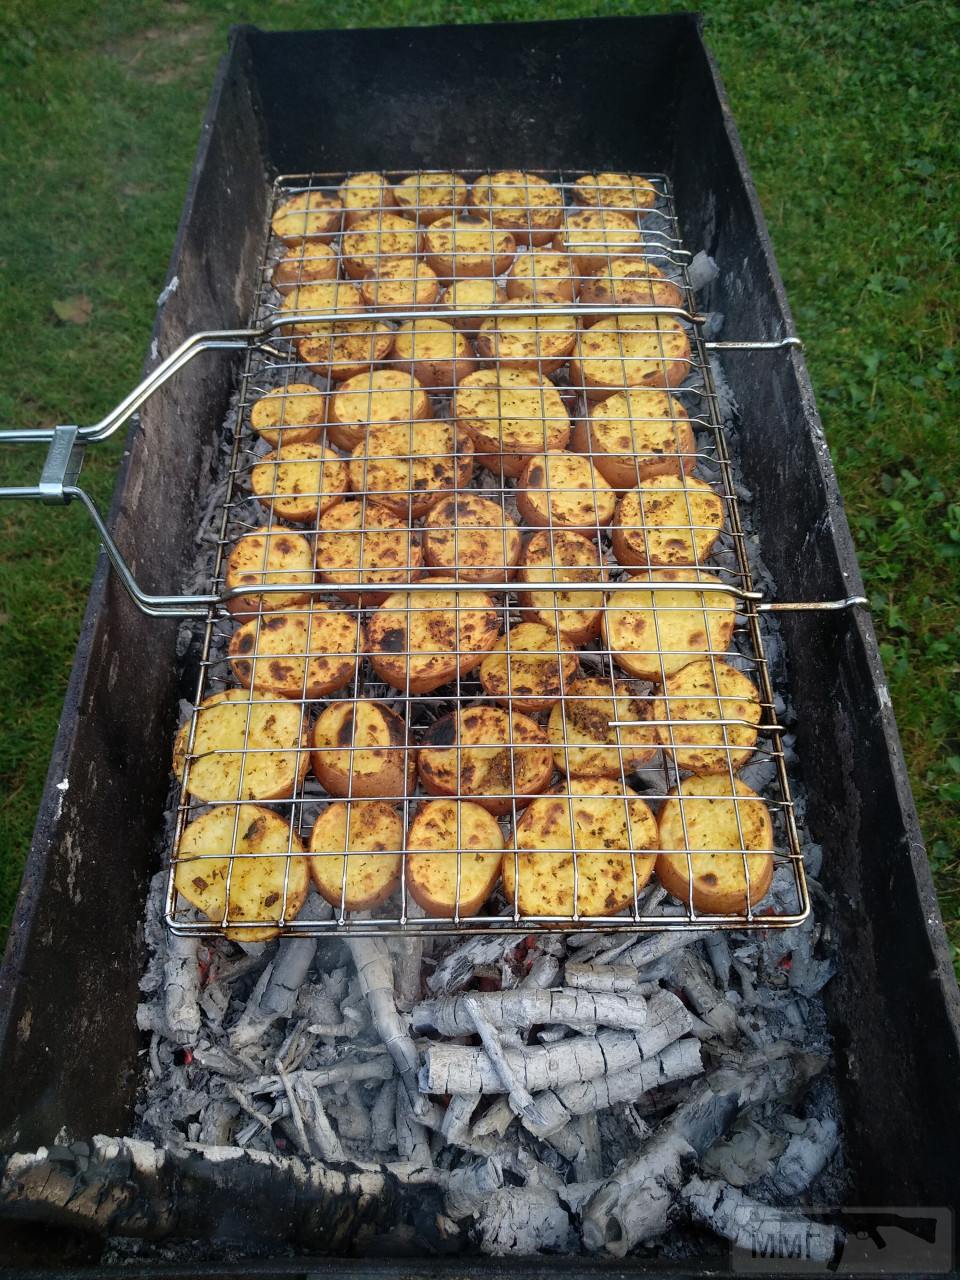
left=296, top=322, right=394, bottom=382
left=339, top=172, right=398, bottom=227
left=418, top=704, right=553, bottom=816
left=422, top=492, right=521, bottom=584
left=475, top=308, right=577, bottom=375
left=601, top=568, right=737, bottom=682
left=406, top=799, right=504, bottom=916
left=250, top=442, right=348, bottom=525
left=308, top=801, right=403, bottom=911
left=572, top=390, right=696, bottom=490
left=612, top=475, right=724, bottom=568
left=469, top=171, right=563, bottom=247
left=546, top=676, right=658, bottom=778
left=367, top=581, right=501, bottom=694
left=173, top=690, right=309, bottom=803
left=311, top=699, right=413, bottom=799
left=553, top=209, right=643, bottom=275
left=570, top=317, right=691, bottom=398
left=250, top=383, right=327, bottom=448
left=175, top=804, right=309, bottom=940
left=340, top=213, right=422, bottom=280
left=349, top=422, right=474, bottom=519
left=229, top=605, right=362, bottom=700
left=272, top=192, right=342, bottom=246
left=517, top=452, right=616, bottom=535
left=653, top=658, right=761, bottom=775
left=505, top=778, right=658, bottom=917
left=479, top=621, right=579, bottom=712
left=506, top=251, right=576, bottom=303
left=272, top=243, right=339, bottom=294
left=278, top=280, right=363, bottom=337
left=393, top=171, right=469, bottom=224
left=571, top=172, right=658, bottom=214
left=224, top=525, right=314, bottom=620
left=580, top=257, right=684, bottom=325
left=328, top=369, right=432, bottom=453
left=360, top=258, right=441, bottom=310
left=315, top=499, right=423, bottom=606
left=454, top=367, right=570, bottom=477
left=656, top=775, right=774, bottom=914
left=443, top=277, right=507, bottom=334
left=516, top=529, right=606, bottom=645
left=423, top=214, right=516, bottom=279
left=392, top=318, right=478, bottom=388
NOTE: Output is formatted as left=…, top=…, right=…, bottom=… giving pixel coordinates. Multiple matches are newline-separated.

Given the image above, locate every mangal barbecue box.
left=1, top=13, right=958, bottom=1276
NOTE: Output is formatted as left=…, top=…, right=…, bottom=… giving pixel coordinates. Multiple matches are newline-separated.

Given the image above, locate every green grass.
left=1, top=1, right=957, bottom=957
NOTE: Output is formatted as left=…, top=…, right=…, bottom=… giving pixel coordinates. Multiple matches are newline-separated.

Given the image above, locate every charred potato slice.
left=547, top=676, right=658, bottom=778
left=423, top=214, right=516, bottom=279
left=475, top=307, right=577, bottom=375
left=348, top=421, right=474, bottom=519
left=175, top=804, right=309, bottom=941
left=328, top=369, right=432, bottom=453
left=517, top=451, right=616, bottom=535
left=315, top=498, right=423, bottom=606
left=272, top=242, right=339, bottom=294
left=422, top=492, right=521, bottom=584
left=229, top=605, right=362, bottom=700
left=505, top=778, right=658, bottom=917
left=393, top=318, right=478, bottom=387
left=572, top=390, right=696, bottom=489
left=479, top=621, right=579, bottom=712
left=612, top=475, right=724, bottom=568
left=469, top=170, right=563, bottom=247
left=553, top=209, right=643, bottom=275
left=418, top=704, right=554, bottom=816
left=406, top=799, right=504, bottom=917
left=224, top=525, right=314, bottom=621
left=454, top=367, right=570, bottom=478
left=443, top=277, right=508, bottom=334
left=340, top=212, right=422, bottom=279
left=339, top=172, right=398, bottom=227
left=601, top=568, right=737, bottom=682
left=310, top=699, right=414, bottom=800
left=393, top=171, right=469, bottom=224
left=308, top=801, right=403, bottom=911
left=506, top=250, right=576, bottom=304
left=278, top=280, right=362, bottom=337
left=271, top=192, right=342, bottom=246
left=360, top=258, right=441, bottom=310
left=653, top=658, right=761, bottom=775
left=250, top=442, right=348, bottom=525
left=296, top=321, right=394, bottom=382
left=580, top=256, right=684, bottom=324
left=367, top=581, right=501, bottom=694
left=656, top=775, right=774, bottom=914
left=173, top=690, right=309, bottom=803
left=570, top=316, right=691, bottom=398
left=516, top=529, right=606, bottom=645
left=571, top=172, right=658, bottom=214
left=250, top=383, right=327, bottom=448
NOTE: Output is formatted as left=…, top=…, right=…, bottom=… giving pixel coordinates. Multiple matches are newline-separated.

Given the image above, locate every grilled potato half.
left=315, top=498, right=423, bottom=606
left=571, top=172, right=658, bottom=214
left=653, top=658, right=761, bottom=775
left=475, top=308, right=577, bottom=375
left=601, top=569, right=737, bottom=682
left=423, top=214, right=517, bottom=279
left=443, top=277, right=508, bottom=334
left=349, top=422, right=474, bottom=519
left=572, top=390, right=696, bottom=490
left=310, top=699, right=414, bottom=800
left=553, top=209, right=643, bottom=275
left=517, top=452, right=616, bottom=535
left=393, top=171, right=469, bottom=224
left=547, top=676, right=658, bottom=778
left=278, top=280, right=363, bottom=337
left=296, top=320, right=395, bottom=382
left=516, top=529, right=606, bottom=645
left=656, top=774, right=774, bottom=915
left=393, top=318, right=478, bottom=388
left=505, top=778, right=658, bottom=917
left=328, top=369, right=432, bottom=453
left=612, top=475, right=724, bottom=569
left=249, top=383, right=327, bottom=448
left=272, top=243, right=339, bottom=294
left=570, top=316, right=691, bottom=398
left=271, top=192, right=342, bottom=246
left=406, top=798, right=504, bottom=917
left=224, top=526, right=314, bottom=621
left=479, top=621, right=579, bottom=712
left=229, top=605, right=362, bottom=700
left=366, top=581, right=501, bottom=694
left=250, top=442, right=348, bottom=526
left=173, top=690, right=309, bottom=804
left=469, top=170, right=563, bottom=247
left=422, top=492, right=522, bottom=584
left=308, top=801, right=403, bottom=911
left=340, top=212, right=422, bottom=280
left=454, top=367, right=571, bottom=478
left=360, top=258, right=441, bottom=310
left=338, top=171, right=398, bottom=226
left=417, top=704, right=554, bottom=816
left=580, top=257, right=684, bottom=325
left=175, top=804, right=309, bottom=941
left=505, top=250, right=576, bottom=303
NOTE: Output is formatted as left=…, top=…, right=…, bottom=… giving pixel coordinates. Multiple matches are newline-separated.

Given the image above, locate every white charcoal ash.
left=411, top=987, right=651, bottom=1037
left=683, top=1176, right=841, bottom=1264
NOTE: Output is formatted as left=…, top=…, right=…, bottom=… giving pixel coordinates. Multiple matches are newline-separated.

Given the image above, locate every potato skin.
left=310, top=700, right=414, bottom=800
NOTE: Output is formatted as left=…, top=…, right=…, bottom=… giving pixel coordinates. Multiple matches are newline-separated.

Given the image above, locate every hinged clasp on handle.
left=39, top=425, right=84, bottom=504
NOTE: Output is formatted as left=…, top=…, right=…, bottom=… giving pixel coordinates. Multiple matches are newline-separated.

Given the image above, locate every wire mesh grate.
left=164, top=168, right=809, bottom=937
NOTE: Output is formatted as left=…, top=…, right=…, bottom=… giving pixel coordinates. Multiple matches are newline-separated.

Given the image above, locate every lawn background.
left=1, top=0, right=957, bottom=955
